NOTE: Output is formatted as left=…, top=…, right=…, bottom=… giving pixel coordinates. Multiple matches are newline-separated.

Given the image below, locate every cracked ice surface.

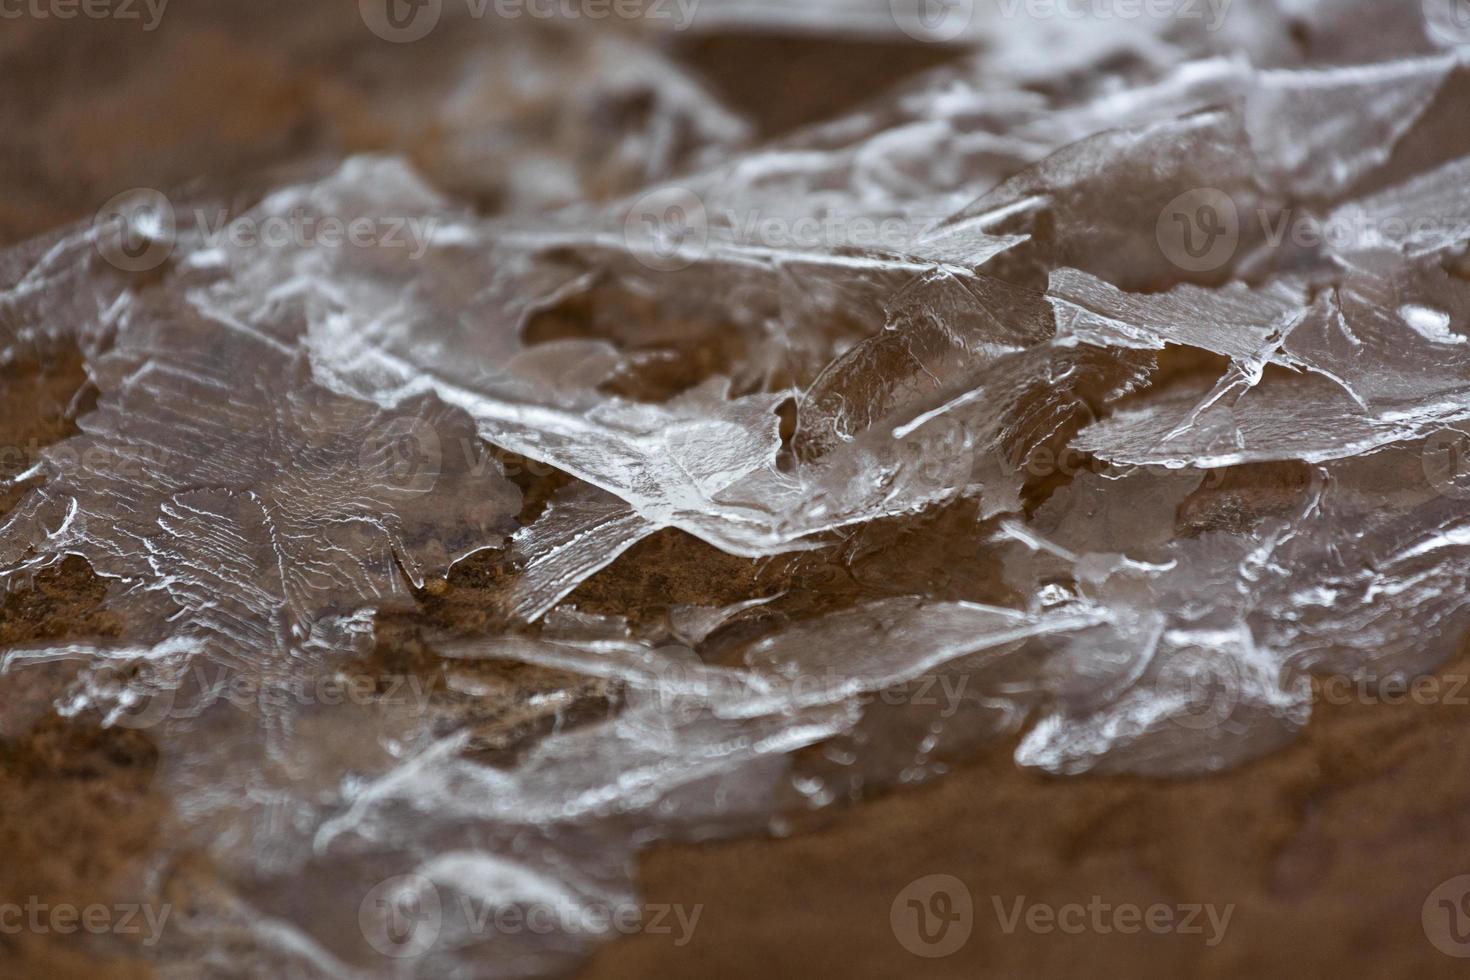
left=5, top=1, right=1470, bottom=975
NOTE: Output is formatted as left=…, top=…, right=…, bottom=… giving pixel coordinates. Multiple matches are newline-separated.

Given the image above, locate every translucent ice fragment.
left=1077, top=259, right=1470, bottom=467
left=1325, top=154, right=1470, bottom=259
left=1, top=288, right=523, bottom=666
left=736, top=595, right=1109, bottom=714
left=499, top=483, right=660, bottom=623
left=1244, top=57, right=1455, bottom=199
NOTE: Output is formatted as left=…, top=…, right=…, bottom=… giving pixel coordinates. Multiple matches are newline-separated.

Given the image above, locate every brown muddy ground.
left=3, top=6, right=1469, bottom=978
left=7, top=493, right=1470, bottom=978
left=578, top=645, right=1470, bottom=979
